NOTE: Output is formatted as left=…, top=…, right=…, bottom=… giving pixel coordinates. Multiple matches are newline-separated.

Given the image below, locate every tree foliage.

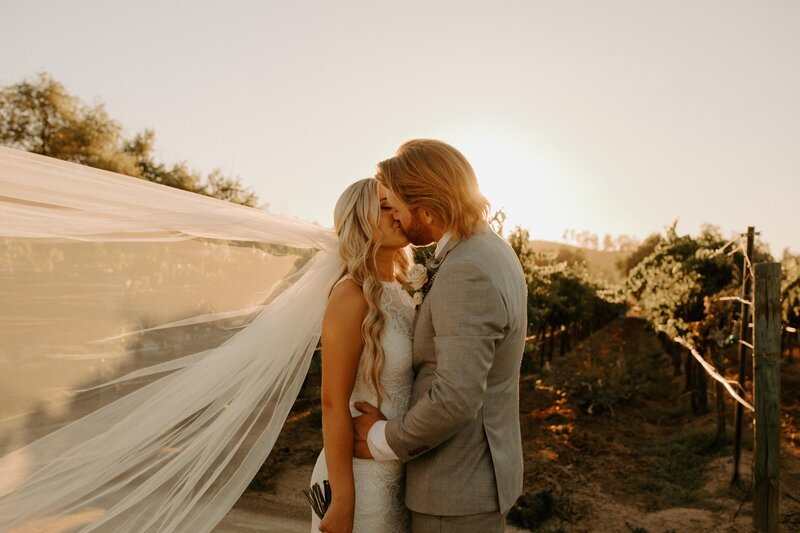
left=509, top=226, right=624, bottom=333
left=625, top=223, right=737, bottom=340
left=625, top=222, right=774, bottom=343
left=616, top=233, right=662, bottom=275
left=0, top=73, right=260, bottom=207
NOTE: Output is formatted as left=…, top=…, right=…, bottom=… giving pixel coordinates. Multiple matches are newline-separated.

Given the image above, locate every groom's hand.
left=352, top=402, right=385, bottom=459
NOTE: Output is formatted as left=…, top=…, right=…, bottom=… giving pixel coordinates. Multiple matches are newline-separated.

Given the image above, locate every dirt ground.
left=514, top=317, right=800, bottom=532
left=227, top=317, right=800, bottom=532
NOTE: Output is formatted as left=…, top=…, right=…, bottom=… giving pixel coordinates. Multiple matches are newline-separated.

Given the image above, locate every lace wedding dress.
left=309, top=279, right=415, bottom=533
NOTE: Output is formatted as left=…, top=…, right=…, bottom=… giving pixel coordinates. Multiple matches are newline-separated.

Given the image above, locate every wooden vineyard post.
left=710, top=344, right=726, bottom=439
left=752, top=263, right=781, bottom=532
left=537, top=326, right=546, bottom=368
left=733, top=226, right=755, bottom=485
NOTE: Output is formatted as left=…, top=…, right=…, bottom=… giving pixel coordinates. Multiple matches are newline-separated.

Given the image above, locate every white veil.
left=0, top=146, right=343, bottom=531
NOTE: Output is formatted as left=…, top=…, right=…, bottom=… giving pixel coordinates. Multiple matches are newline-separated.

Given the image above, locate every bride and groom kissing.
left=309, top=139, right=527, bottom=533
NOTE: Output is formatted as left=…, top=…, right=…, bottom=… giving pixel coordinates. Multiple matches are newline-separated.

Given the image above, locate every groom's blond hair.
left=376, top=139, right=490, bottom=240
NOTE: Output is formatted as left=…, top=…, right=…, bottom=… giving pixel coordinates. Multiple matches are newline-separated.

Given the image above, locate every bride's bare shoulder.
left=329, top=277, right=364, bottom=301
left=324, top=278, right=367, bottom=329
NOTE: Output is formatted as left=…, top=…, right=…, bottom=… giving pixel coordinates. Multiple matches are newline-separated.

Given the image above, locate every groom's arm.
left=382, top=258, right=506, bottom=463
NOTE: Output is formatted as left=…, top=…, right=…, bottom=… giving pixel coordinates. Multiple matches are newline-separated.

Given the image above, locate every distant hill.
left=529, top=240, right=631, bottom=285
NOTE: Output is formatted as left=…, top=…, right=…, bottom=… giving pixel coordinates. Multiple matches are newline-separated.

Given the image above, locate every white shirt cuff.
left=367, top=420, right=398, bottom=462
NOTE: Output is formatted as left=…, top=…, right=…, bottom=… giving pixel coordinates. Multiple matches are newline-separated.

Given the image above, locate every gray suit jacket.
left=385, top=223, right=527, bottom=515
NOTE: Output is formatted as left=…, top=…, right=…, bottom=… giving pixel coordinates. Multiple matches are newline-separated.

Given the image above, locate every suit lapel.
left=411, top=223, right=494, bottom=330
left=434, top=236, right=461, bottom=263
left=411, top=234, right=463, bottom=333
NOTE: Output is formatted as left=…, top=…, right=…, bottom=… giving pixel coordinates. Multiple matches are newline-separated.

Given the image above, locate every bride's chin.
left=381, top=240, right=409, bottom=252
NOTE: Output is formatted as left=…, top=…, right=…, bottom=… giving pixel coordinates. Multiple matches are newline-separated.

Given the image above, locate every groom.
left=353, top=139, right=527, bottom=532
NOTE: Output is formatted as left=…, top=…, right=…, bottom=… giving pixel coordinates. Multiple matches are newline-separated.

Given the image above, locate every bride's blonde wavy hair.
left=333, top=178, right=410, bottom=406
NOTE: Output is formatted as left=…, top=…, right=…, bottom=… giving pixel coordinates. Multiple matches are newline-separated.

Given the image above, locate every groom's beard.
left=403, top=211, right=437, bottom=247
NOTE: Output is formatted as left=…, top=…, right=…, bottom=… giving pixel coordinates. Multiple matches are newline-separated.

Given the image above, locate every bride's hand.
left=317, top=500, right=354, bottom=533
left=352, top=401, right=385, bottom=459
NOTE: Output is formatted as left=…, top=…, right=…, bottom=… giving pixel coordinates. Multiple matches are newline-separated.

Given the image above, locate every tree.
left=0, top=73, right=260, bottom=207
left=613, top=235, right=640, bottom=253
left=602, top=233, right=614, bottom=251
left=0, top=72, right=138, bottom=175
left=205, top=170, right=259, bottom=207
left=122, top=130, right=203, bottom=192
left=616, top=233, right=662, bottom=275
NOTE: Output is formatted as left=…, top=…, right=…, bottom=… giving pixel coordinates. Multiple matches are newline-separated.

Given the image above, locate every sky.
left=1, top=1, right=798, bottom=255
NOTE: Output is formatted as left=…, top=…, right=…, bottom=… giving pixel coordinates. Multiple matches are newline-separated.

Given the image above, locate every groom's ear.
left=419, top=208, right=436, bottom=226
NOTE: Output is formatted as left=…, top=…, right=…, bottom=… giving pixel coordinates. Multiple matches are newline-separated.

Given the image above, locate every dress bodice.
left=348, top=280, right=415, bottom=420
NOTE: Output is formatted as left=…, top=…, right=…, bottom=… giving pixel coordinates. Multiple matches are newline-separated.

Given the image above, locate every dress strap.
left=331, top=274, right=352, bottom=293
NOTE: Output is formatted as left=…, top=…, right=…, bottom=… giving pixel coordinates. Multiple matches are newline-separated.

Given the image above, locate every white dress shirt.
left=366, top=232, right=452, bottom=461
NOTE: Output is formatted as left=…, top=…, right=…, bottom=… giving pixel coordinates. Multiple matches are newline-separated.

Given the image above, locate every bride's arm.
left=318, top=279, right=367, bottom=533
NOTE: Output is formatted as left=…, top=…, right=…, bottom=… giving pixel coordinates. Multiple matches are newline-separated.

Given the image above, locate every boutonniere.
left=406, top=252, right=441, bottom=307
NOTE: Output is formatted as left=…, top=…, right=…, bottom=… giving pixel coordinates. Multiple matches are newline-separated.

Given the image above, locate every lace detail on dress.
left=380, top=281, right=414, bottom=339
left=309, top=278, right=415, bottom=533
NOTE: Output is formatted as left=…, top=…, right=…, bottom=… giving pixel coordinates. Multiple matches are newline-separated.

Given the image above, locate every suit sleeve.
left=384, top=259, right=506, bottom=463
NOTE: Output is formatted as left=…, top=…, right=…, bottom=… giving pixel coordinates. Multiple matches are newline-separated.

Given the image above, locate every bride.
left=310, top=179, right=414, bottom=533
left=0, top=147, right=411, bottom=532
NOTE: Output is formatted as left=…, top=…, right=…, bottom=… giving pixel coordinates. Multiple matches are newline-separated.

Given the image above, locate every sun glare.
left=446, top=129, right=578, bottom=242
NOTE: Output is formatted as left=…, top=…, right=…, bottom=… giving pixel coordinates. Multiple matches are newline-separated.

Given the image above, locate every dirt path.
left=215, top=506, right=306, bottom=533
left=216, top=443, right=316, bottom=533
left=515, top=316, right=800, bottom=532
left=214, top=491, right=309, bottom=533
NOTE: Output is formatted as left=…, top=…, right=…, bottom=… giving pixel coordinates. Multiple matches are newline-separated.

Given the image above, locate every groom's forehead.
left=377, top=182, right=393, bottom=201
left=377, top=183, right=409, bottom=210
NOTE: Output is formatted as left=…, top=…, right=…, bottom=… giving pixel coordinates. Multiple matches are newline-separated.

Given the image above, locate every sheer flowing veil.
left=0, top=146, right=343, bottom=531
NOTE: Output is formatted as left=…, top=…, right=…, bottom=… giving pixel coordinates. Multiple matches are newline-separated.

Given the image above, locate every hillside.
left=529, top=240, right=631, bottom=285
